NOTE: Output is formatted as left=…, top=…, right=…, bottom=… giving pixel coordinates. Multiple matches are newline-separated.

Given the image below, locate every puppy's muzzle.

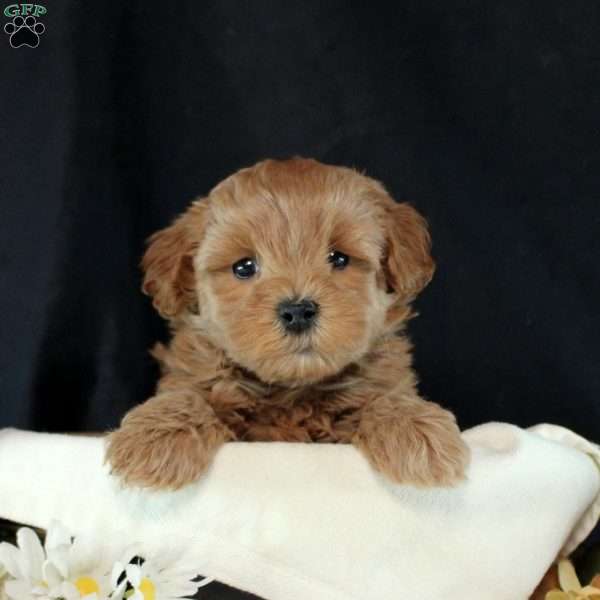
left=277, top=298, right=319, bottom=334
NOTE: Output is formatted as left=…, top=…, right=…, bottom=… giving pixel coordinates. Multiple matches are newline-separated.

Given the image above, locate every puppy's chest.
left=209, top=384, right=360, bottom=443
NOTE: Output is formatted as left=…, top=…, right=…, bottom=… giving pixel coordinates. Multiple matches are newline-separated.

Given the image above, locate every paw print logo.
left=4, top=15, right=45, bottom=48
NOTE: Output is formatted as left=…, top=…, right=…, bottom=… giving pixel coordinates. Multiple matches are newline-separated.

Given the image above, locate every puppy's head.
left=142, top=158, right=434, bottom=385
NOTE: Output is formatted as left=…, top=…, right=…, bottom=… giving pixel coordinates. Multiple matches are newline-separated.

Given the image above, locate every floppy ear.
left=141, top=201, right=207, bottom=319
left=383, top=202, right=435, bottom=300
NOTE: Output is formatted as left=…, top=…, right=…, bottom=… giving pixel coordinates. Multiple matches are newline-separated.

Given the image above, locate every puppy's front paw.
left=106, top=410, right=232, bottom=490
left=354, top=400, right=470, bottom=487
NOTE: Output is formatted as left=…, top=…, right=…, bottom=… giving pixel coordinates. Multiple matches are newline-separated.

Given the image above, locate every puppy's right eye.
left=232, top=257, right=258, bottom=279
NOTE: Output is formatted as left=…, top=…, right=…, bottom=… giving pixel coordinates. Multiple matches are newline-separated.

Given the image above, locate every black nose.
left=277, top=298, right=319, bottom=333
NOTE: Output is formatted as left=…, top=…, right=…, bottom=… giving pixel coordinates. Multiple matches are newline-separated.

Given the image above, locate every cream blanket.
left=0, top=423, right=599, bottom=600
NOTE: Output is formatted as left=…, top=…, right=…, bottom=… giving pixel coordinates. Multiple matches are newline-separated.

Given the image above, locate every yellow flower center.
left=139, top=577, right=156, bottom=600
left=74, top=576, right=100, bottom=596
left=124, top=578, right=156, bottom=600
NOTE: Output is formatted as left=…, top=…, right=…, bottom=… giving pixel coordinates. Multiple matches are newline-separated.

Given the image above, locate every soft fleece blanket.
left=0, top=423, right=599, bottom=600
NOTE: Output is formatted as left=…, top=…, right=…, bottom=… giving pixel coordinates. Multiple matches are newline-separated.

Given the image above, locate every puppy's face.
left=142, top=159, right=434, bottom=385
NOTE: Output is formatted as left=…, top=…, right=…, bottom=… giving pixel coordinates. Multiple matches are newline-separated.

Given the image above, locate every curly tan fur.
left=105, top=158, right=469, bottom=489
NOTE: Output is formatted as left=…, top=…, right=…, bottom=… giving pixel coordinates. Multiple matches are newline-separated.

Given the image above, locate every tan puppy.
left=106, top=158, right=470, bottom=489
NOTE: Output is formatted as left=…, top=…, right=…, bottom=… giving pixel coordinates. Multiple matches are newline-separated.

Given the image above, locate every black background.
left=1, top=2, right=599, bottom=595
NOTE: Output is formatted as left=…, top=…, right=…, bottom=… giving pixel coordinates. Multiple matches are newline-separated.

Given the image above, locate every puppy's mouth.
left=287, top=334, right=316, bottom=356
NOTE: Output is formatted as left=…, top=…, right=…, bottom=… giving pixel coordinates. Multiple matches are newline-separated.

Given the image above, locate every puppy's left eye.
left=328, top=250, right=350, bottom=270
left=232, top=257, right=258, bottom=279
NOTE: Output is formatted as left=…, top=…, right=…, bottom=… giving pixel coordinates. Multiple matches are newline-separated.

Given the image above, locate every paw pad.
left=4, top=15, right=45, bottom=48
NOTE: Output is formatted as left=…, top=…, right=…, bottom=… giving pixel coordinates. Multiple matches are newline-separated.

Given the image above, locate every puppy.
left=106, top=158, right=470, bottom=489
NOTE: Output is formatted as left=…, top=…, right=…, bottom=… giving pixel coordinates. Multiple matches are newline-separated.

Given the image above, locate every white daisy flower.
left=0, top=522, right=120, bottom=600
left=44, top=536, right=120, bottom=600
left=111, top=549, right=214, bottom=600
left=0, top=526, right=52, bottom=599
left=0, top=522, right=214, bottom=600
